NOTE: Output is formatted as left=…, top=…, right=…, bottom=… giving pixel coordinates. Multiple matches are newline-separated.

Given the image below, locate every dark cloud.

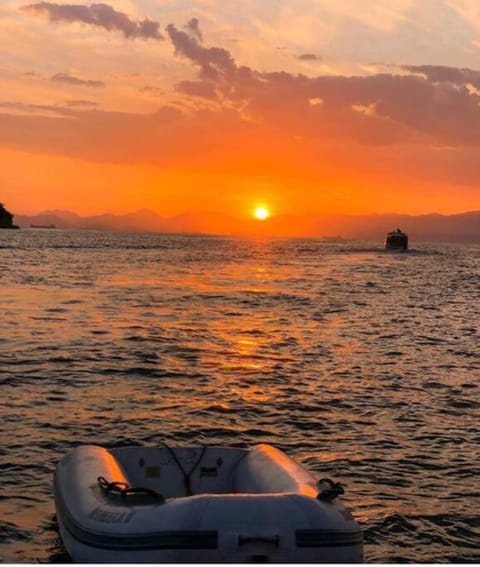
left=165, top=25, right=480, bottom=147
left=402, top=65, right=480, bottom=89
left=51, top=72, right=105, bottom=88
left=22, top=2, right=163, bottom=40
left=184, top=17, right=202, bottom=42
left=166, top=23, right=236, bottom=81
left=297, top=53, right=322, bottom=62
left=244, top=71, right=480, bottom=146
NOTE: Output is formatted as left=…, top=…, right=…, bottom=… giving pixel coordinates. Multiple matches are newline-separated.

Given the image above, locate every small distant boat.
left=385, top=228, right=408, bottom=250
left=30, top=224, right=56, bottom=229
left=54, top=443, right=363, bottom=563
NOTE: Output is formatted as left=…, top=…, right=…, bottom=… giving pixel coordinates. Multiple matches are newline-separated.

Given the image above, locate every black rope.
left=97, top=476, right=128, bottom=494
left=316, top=478, right=344, bottom=502
left=163, top=444, right=207, bottom=496
left=97, top=476, right=164, bottom=502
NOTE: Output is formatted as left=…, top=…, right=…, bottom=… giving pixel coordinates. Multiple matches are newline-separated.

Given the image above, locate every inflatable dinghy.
left=54, top=443, right=362, bottom=563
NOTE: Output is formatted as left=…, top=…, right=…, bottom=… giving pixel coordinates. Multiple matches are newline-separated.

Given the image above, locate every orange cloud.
left=175, top=80, right=218, bottom=100
left=51, top=72, right=105, bottom=88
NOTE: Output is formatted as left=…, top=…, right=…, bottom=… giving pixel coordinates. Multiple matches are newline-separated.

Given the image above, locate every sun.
left=253, top=206, right=270, bottom=220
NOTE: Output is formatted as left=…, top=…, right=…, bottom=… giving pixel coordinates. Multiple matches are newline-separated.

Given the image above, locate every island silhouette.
left=0, top=203, right=19, bottom=229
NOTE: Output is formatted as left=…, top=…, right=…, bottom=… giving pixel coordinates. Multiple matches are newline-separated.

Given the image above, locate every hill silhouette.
left=0, top=203, right=19, bottom=229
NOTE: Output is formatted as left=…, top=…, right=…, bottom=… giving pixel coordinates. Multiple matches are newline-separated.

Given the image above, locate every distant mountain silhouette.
left=16, top=209, right=168, bottom=233
left=14, top=209, right=480, bottom=243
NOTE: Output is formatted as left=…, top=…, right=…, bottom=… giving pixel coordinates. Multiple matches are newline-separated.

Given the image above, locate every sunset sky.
left=1, top=0, right=479, bottom=222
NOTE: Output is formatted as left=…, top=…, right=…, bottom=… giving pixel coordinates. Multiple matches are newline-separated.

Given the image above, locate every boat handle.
left=97, top=476, right=165, bottom=502
left=316, top=478, right=344, bottom=502
left=238, top=535, right=279, bottom=547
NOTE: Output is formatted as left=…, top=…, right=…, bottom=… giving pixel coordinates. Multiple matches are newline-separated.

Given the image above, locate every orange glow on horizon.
left=1, top=146, right=479, bottom=241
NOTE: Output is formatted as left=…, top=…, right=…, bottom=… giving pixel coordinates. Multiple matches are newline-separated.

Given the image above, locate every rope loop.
left=162, top=444, right=207, bottom=496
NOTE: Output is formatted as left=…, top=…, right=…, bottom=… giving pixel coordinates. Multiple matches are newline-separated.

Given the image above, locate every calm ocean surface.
left=1, top=230, right=479, bottom=563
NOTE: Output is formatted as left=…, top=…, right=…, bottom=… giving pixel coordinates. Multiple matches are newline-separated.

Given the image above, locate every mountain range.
left=14, top=209, right=480, bottom=243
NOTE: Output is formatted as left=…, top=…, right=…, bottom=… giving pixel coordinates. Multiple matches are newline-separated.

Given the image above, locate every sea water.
left=1, top=229, right=479, bottom=562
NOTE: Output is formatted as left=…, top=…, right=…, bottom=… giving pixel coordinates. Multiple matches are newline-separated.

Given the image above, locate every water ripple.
left=0, top=232, right=479, bottom=562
